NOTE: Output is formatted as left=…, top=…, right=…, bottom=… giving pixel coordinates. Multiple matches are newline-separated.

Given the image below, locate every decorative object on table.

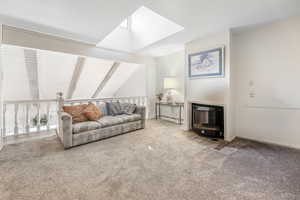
left=188, top=47, right=224, bottom=78
left=156, top=93, right=163, bottom=102
left=164, top=77, right=178, bottom=104
left=32, top=114, right=48, bottom=126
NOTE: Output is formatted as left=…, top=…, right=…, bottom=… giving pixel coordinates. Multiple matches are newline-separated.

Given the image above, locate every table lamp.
left=164, top=77, right=177, bottom=103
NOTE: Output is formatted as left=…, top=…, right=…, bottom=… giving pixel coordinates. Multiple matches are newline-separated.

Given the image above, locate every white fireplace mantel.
left=186, top=100, right=225, bottom=107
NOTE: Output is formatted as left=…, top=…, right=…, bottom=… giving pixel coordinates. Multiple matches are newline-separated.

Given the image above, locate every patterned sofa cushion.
left=97, top=116, right=124, bottom=128
left=117, top=114, right=141, bottom=122
left=120, top=103, right=137, bottom=115
left=98, top=114, right=141, bottom=128
left=72, top=121, right=102, bottom=134
left=106, top=102, right=123, bottom=116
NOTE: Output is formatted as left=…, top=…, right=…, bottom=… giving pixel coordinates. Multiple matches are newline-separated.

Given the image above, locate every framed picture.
left=188, top=47, right=224, bottom=78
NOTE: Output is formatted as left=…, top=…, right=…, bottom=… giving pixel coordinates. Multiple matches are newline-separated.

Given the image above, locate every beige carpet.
left=1, top=120, right=300, bottom=200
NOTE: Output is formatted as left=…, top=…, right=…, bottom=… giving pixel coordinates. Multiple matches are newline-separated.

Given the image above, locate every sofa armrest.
left=58, top=112, right=73, bottom=149
left=134, top=106, right=146, bottom=128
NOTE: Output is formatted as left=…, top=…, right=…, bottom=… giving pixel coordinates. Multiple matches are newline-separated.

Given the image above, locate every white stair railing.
left=2, top=99, right=58, bottom=137
left=59, top=95, right=147, bottom=108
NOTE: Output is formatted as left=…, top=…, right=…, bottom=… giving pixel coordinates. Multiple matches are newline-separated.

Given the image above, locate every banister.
left=4, top=99, right=57, bottom=104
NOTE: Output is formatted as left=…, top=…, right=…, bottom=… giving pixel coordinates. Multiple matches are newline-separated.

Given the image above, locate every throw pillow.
left=106, top=102, right=123, bottom=116
left=121, top=103, right=137, bottom=115
left=83, top=103, right=102, bottom=121
left=63, top=104, right=88, bottom=124
left=96, top=102, right=108, bottom=116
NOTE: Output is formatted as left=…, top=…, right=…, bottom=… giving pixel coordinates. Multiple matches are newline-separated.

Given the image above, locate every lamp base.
left=166, top=91, right=173, bottom=103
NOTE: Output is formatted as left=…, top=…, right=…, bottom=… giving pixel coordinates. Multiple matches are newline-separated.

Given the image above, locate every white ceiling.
left=0, top=0, right=299, bottom=57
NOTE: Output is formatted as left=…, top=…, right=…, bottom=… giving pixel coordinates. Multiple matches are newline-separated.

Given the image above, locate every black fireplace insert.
left=192, top=103, right=224, bottom=138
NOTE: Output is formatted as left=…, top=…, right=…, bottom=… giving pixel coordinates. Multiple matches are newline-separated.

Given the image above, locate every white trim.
left=66, top=57, right=86, bottom=99
left=1, top=25, right=149, bottom=64
left=92, top=62, right=120, bottom=98
left=245, top=105, right=300, bottom=110
left=238, top=136, right=300, bottom=150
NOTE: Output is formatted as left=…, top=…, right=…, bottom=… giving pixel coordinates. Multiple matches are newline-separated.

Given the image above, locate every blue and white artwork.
left=188, top=47, right=224, bottom=78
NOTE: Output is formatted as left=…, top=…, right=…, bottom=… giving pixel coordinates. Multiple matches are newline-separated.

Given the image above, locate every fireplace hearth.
left=192, top=103, right=224, bottom=138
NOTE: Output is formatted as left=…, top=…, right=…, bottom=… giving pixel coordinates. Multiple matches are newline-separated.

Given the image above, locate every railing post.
left=14, top=104, right=19, bottom=135
left=56, top=92, right=64, bottom=112
left=3, top=104, right=6, bottom=138
left=134, top=97, right=138, bottom=105
left=145, top=96, right=149, bottom=120
left=141, top=97, right=145, bottom=107
left=25, top=104, right=30, bottom=133
left=37, top=103, right=41, bottom=132
left=46, top=102, right=50, bottom=130
left=138, top=97, right=141, bottom=106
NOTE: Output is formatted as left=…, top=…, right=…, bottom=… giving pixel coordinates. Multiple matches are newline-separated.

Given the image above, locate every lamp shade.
left=164, top=77, right=177, bottom=89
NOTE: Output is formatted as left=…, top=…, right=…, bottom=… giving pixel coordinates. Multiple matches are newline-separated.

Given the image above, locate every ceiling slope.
left=0, top=0, right=299, bottom=56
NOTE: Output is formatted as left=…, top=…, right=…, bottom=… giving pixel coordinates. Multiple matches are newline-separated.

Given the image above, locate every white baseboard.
left=237, top=136, right=300, bottom=150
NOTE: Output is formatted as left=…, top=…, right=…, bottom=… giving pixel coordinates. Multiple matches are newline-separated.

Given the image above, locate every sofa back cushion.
left=63, top=104, right=88, bottom=124
left=83, top=103, right=102, bottom=121
left=106, top=102, right=123, bottom=116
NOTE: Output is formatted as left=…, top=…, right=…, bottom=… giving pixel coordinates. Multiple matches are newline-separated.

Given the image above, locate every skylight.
left=97, top=6, right=184, bottom=52
left=120, top=18, right=129, bottom=29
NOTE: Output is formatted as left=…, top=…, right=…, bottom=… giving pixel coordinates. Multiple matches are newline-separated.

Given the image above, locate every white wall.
left=232, top=16, right=300, bottom=148
left=114, top=59, right=157, bottom=119
left=155, top=51, right=184, bottom=122
left=185, top=31, right=230, bottom=104
left=184, top=30, right=234, bottom=141
left=156, top=51, right=185, bottom=102
left=114, top=65, right=147, bottom=97
left=145, top=58, right=158, bottom=119
left=0, top=24, right=3, bottom=150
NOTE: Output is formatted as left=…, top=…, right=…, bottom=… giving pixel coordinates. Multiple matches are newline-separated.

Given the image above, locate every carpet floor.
left=1, top=120, right=300, bottom=200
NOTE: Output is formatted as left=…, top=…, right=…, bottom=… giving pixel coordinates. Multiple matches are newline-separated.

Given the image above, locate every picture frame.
left=188, top=47, right=224, bottom=78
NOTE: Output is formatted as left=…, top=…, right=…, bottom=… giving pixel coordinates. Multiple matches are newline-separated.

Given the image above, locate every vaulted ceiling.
left=0, top=0, right=299, bottom=56
left=1, top=45, right=141, bottom=100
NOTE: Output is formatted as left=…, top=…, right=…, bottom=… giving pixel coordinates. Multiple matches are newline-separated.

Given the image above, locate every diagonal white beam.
left=66, top=57, right=86, bottom=99
left=24, top=49, right=39, bottom=100
left=92, top=62, right=120, bottom=98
